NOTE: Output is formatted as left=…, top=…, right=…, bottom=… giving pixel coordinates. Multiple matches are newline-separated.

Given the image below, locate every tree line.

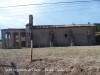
left=94, top=23, right=100, bottom=32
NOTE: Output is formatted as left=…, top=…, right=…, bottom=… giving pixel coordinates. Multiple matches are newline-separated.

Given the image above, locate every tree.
left=93, top=23, right=100, bottom=32
left=88, top=22, right=90, bottom=24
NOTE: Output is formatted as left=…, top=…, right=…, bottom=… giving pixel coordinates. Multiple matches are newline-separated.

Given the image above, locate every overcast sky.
left=0, top=0, right=100, bottom=39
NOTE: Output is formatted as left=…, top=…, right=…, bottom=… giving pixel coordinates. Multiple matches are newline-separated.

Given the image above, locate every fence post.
left=30, top=40, right=33, bottom=62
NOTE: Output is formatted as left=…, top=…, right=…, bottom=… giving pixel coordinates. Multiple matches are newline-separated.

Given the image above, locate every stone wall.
left=0, top=43, right=1, bottom=48
left=1, top=29, right=26, bottom=49
left=31, top=26, right=96, bottom=47
left=1, top=24, right=96, bottom=49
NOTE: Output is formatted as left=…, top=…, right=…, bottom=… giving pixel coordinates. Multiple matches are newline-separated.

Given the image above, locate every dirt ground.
left=0, top=46, right=100, bottom=75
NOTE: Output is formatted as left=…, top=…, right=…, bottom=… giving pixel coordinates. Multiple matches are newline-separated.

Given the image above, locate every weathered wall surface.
left=72, top=26, right=96, bottom=45
left=0, top=41, right=1, bottom=48
left=31, top=26, right=96, bottom=47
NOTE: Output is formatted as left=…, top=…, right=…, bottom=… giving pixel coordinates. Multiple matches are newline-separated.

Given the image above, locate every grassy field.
left=0, top=46, right=100, bottom=60
left=0, top=46, right=100, bottom=75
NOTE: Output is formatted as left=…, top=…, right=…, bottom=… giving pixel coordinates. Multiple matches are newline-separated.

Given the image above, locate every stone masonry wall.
left=31, top=26, right=96, bottom=47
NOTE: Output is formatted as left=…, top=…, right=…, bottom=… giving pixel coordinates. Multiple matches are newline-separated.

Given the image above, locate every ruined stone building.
left=1, top=15, right=96, bottom=49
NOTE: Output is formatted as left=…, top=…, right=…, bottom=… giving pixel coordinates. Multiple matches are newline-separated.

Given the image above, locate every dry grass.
left=0, top=46, right=100, bottom=75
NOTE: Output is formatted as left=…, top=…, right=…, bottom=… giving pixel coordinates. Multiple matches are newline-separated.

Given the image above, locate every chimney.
left=29, top=15, right=33, bottom=25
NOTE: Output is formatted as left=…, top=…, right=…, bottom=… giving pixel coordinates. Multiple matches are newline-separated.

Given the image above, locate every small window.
left=65, top=34, right=67, bottom=37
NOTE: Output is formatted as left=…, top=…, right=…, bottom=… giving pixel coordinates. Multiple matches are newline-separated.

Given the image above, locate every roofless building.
left=1, top=15, right=96, bottom=49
